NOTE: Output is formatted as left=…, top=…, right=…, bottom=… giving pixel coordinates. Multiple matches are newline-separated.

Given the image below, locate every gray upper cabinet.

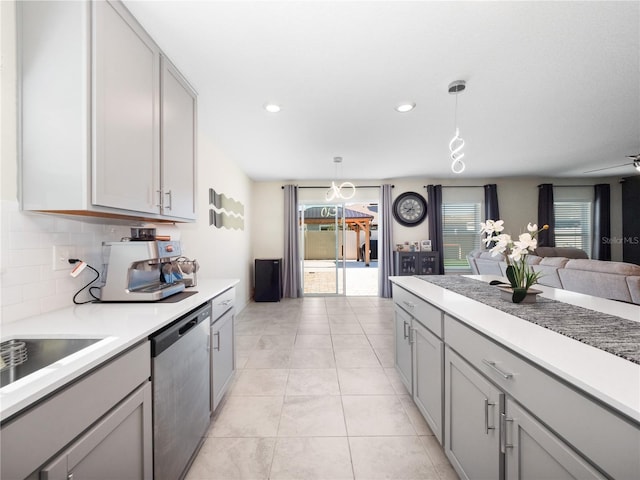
left=18, top=0, right=197, bottom=222
left=160, top=56, right=197, bottom=220
left=93, top=0, right=160, bottom=214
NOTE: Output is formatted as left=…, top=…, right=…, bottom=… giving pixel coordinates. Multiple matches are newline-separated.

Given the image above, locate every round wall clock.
left=393, top=192, right=428, bottom=227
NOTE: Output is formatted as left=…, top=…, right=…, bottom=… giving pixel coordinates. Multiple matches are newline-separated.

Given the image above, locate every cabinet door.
left=394, top=306, right=413, bottom=394
left=40, top=381, right=153, bottom=480
left=211, top=309, right=236, bottom=411
left=504, top=399, right=605, bottom=480
left=418, top=252, right=438, bottom=275
left=93, top=0, right=160, bottom=214
left=413, top=321, right=443, bottom=443
left=445, top=346, right=503, bottom=480
left=161, top=56, right=197, bottom=220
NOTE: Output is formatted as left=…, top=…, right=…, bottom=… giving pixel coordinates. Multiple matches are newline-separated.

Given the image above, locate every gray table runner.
left=416, top=275, right=640, bottom=365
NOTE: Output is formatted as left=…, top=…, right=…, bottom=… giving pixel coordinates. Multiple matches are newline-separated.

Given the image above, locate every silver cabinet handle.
left=164, top=190, right=172, bottom=210
left=214, top=331, right=220, bottom=351
left=403, top=321, right=410, bottom=339
left=484, top=398, right=496, bottom=434
left=500, top=413, right=514, bottom=453
left=402, top=300, right=415, bottom=310
left=156, top=189, right=163, bottom=208
left=409, top=327, right=416, bottom=344
left=482, top=359, right=513, bottom=379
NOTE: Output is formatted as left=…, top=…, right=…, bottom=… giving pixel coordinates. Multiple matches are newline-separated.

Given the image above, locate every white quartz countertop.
left=0, top=278, right=239, bottom=421
left=390, top=275, right=640, bottom=424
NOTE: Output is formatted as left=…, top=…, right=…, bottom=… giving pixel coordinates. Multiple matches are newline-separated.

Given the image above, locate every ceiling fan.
left=583, top=155, right=640, bottom=174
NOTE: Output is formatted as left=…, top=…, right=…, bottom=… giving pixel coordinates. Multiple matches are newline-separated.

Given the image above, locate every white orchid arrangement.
left=480, top=220, right=549, bottom=303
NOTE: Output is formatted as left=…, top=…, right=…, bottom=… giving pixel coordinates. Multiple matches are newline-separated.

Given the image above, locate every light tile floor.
left=186, top=296, right=459, bottom=480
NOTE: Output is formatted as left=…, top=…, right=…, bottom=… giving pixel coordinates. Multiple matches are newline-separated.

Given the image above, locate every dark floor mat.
left=157, top=290, right=199, bottom=303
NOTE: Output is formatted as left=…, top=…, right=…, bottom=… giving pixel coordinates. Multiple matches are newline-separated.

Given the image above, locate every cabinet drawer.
left=0, top=341, right=150, bottom=480
left=212, top=287, right=235, bottom=320
left=445, top=317, right=640, bottom=480
left=394, top=287, right=442, bottom=338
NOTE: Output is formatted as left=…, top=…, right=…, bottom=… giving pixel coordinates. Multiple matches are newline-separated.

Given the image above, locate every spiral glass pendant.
left=448, top=80, right=467, bottom=174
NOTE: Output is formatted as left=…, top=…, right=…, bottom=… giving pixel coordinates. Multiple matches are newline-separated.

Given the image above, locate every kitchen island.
left=0, top=278, right=238, bottom=480
left=391, top=274, right=640, bottom=480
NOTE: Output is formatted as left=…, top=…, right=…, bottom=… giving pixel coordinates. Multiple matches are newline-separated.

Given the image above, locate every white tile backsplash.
left=1, top=199, right=132, bottom=324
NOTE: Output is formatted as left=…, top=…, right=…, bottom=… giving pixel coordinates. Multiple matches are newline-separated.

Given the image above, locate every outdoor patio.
left=303, top=260, right=379, bottom=296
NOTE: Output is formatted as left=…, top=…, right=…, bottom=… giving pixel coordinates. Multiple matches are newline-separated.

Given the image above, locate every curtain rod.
left=538, top=184, right=599, bottom=188
left=422, top=185, right=485, bottom=188
left=281, top=185, right=390, bottom=189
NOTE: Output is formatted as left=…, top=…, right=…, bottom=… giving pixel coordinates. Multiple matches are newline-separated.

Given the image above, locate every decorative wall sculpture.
left=209, top=188, right=245, bottom=230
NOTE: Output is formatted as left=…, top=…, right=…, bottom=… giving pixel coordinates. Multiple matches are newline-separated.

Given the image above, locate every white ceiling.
left=123, top=0, right=640, bottom=181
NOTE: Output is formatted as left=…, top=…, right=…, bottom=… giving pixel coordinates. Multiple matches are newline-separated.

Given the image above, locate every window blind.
left=554, top=201, right=592, bottom=253
left=442, top=202, right=482, bottom=271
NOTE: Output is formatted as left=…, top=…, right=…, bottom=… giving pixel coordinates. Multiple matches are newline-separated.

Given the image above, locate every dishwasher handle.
left=150, top=301, right=212, bottom=357
left=178, top=319, right=198, bottom=336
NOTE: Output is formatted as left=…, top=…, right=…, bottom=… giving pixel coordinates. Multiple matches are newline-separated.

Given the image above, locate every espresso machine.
left=99, top=240, right=186, bottom=302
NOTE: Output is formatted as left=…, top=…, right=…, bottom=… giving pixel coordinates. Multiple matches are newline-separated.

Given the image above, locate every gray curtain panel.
left=378, top=184, right=394, bottom=297
left=282, top=185, right=301, bottom=298
left=592, top=183, right=611, bottom=260
left=537, top=183, right=556, bottom=247
left=427, top=185, right=445, bottom=274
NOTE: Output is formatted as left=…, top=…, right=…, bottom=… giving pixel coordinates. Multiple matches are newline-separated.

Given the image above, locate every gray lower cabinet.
left=40, top=382, right=152, bottom=480
left=503, top=398, right=604, bottom=480
left=394, top=286, right=444, bottom=440
left=0, top=342, right=152, bottom=480
left=444, top=347, right=503, bottom=480
left=393, top=305, right=413, bottom=393
left=444, top=347, right=605, bottom=480
left=211, top=308, right=235, bottom=412
left=412, top=320, right=443, bottom=443
left=446, top=315, right=638, bottom=480
left=393, top=282, right=640, bottom=479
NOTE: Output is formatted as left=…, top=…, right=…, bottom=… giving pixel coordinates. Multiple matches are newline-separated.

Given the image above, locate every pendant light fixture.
left=448, top=80, right=466, bottom=174
left=326, top=157, right=355, bottom=201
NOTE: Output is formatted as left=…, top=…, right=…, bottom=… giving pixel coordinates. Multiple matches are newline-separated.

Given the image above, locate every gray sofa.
left=467, top=248, right=640, bottom=304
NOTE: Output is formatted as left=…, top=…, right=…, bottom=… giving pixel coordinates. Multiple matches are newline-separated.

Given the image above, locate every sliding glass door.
left=301, top=204, right=346, bottom=295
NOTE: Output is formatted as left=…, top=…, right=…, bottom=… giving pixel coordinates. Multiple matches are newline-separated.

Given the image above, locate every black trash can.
left=254, top=259, right=282, bottom=302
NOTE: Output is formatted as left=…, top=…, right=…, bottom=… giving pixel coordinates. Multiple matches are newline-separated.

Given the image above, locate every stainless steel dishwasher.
left=150, top=301, right=211, bottom=480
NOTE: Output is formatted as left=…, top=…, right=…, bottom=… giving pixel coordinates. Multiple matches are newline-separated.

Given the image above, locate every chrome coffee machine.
left=100, top=241, right=186, bottom=302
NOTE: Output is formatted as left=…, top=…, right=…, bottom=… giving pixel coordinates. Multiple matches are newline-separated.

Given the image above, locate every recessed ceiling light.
left=264, top=103, right=281, bottom=113
left=395, top=102, right=416, bottom=113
